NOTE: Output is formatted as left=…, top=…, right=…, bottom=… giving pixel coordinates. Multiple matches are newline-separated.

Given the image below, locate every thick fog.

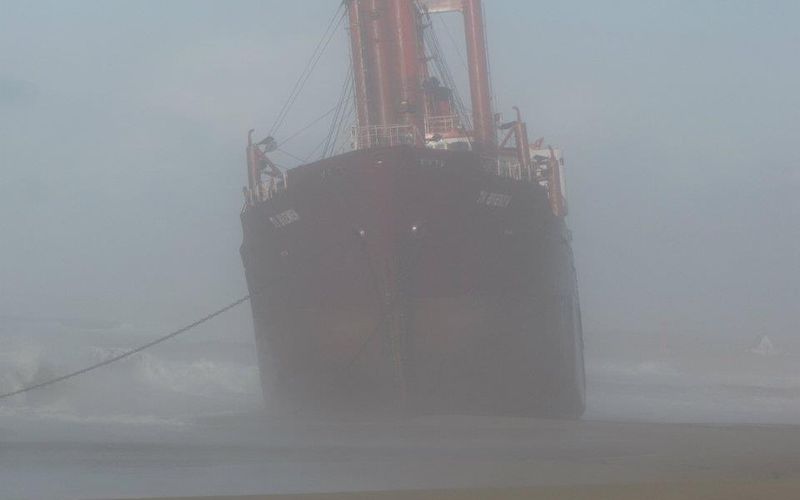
left=1, top=1, right=800, bottom=498
left=2, top=0, right=799, bottom=416
left=2, top=1, right=797, bottom=339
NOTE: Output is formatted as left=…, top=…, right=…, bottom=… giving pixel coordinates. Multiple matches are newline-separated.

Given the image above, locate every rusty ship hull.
left=240, top=146, right=585, bottom=417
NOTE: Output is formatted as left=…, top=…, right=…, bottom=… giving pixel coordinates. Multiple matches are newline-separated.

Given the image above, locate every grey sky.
left=1, top=1, right=798, bottom=341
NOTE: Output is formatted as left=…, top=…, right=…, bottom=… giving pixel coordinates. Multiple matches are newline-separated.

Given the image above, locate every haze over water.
left=3, top=316, right=800, bottom=498
left=1, top=1, right=799, bottom=499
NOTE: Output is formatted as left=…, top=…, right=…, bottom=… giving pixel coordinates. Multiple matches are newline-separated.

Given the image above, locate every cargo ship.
left=240, top=0, right=584, bottom=417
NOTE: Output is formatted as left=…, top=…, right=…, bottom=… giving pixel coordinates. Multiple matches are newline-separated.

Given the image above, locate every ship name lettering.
left=270, top=209, right=300, bottom=228
left=477, top=191, right=511, bottom=208
left=420, top=158, right=445, bottom=168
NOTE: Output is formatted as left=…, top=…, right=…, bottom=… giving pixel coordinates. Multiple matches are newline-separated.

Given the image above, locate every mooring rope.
left=0, top=294, right=252, bottom=401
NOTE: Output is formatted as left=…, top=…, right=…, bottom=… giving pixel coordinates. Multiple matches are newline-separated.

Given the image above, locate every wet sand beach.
left=5, top=415, right=800, bottom=499
left=133, top=479, right=800, bottom=500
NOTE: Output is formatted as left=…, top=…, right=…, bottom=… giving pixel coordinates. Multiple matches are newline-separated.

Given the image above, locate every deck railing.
left=352, top=125, right=420, bottom=150
left=493, top=154, right=568, bottom=216
left=244, top=173, right=288, bottom=207
left=424, top=114, right=461, bottom=136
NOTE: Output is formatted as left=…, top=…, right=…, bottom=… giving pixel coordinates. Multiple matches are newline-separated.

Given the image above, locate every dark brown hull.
left=240, top=146, right=585, bottom=417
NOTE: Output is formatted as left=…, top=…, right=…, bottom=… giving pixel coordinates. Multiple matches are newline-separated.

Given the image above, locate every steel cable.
left=0, top=294, right=252, bottom=401
left=268, top=4, right=346, bottom=139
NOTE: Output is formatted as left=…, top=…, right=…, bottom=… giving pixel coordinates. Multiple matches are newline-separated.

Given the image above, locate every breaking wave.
left=591, top=359, right=680, bottom=379
left=585, top=338, right=800, bottom=424
left=0, top=330, right=262, bottom=425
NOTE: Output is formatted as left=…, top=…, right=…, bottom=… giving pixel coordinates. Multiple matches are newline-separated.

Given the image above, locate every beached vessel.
left=240, top=0, right=584, bottom=417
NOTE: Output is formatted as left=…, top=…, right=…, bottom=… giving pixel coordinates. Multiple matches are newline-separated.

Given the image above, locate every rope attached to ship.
left=0, top=294, right=253, bottom=401
left=268, top=3, right=346, bottom=140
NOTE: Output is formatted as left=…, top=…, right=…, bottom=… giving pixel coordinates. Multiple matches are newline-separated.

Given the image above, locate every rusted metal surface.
left=513, top=107, right=527, bottom=171
left=462, top=0, right=495, bottom=152
left=390, top=0, right=425, bottom=145
left=347, top=0, right=497, bottom=152
left=548, top=146, right=568, bottom=216
left=246, top=130, right=257, bottom=203
left=367, top=0, right=397, bottom=127
left=347, top=0, right=371, bottom=132
left=520, top=122, right=531, bottom=169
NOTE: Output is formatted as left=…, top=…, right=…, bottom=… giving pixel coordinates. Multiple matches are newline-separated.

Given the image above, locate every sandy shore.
left=83, top=416, right=800, bottom=500
left=129, top=479, right=800, bottom=499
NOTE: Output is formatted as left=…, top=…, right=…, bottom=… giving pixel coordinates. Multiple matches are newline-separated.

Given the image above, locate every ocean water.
left=585, top=330, right=800, bottom=425
left=1, top=318, right=799, bottom=499
left=0, top=319, right=263, bottom=426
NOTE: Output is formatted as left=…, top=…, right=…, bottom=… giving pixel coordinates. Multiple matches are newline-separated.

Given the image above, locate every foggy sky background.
left=1, top=0, right=798, bottom=343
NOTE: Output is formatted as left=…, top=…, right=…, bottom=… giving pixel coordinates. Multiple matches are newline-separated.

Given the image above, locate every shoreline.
left=125, top=479, right=800, bottom=500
